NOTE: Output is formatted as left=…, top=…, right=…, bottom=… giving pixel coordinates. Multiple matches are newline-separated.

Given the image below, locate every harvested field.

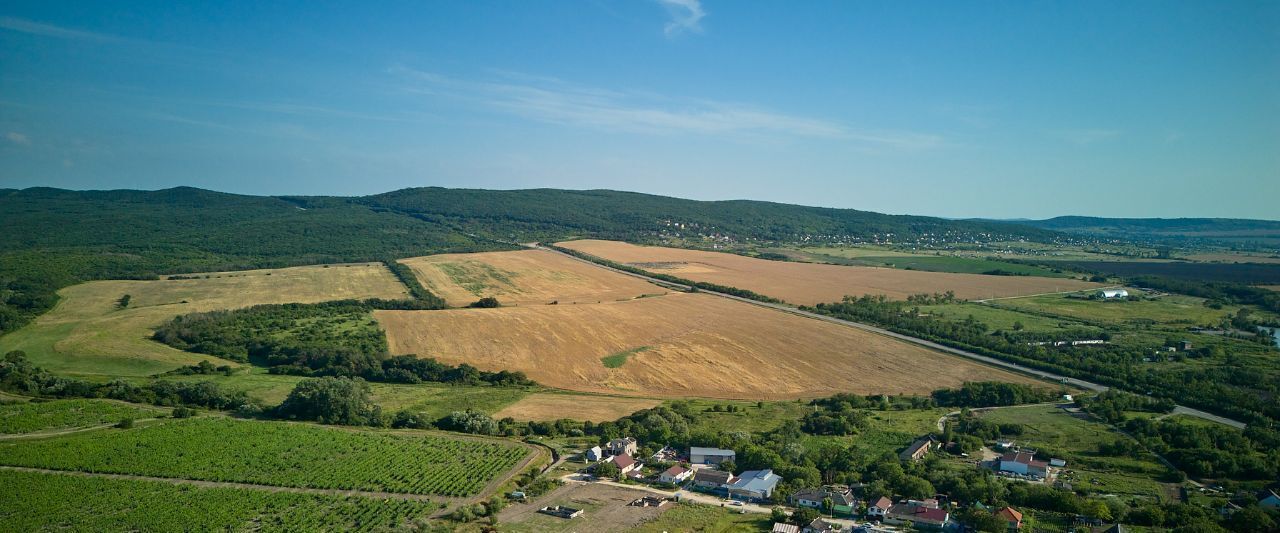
left=558, top=240, right=1102, bottom=305
left=376, top=293, right=1038, bottom=399
left=0, top=263, right=407, bottom=377
left=493, top=394, right=661, bottom=422
left=400, top=249, right=667, bottom=307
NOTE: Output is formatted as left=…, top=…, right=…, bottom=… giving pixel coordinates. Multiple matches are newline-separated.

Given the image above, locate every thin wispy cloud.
left=5, top=132, right=30, bottom=145
left=394, top=67, right=940, bottom=149
left=1055, top=128, right=1121, bottom=145
left=0, top=16, right=126, bottom=43
left=657, top=0, right=706, bottom=36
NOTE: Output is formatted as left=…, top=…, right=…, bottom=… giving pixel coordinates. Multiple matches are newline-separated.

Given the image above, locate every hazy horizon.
left=2, top=1, right=1277, bottom=219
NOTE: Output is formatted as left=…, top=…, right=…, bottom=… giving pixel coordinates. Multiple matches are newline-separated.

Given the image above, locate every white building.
left=1100, top=289, right=1129, bottom=299
left=690, top=447, right=736, bottom=465
left=584, top=446, right=605, bottom=462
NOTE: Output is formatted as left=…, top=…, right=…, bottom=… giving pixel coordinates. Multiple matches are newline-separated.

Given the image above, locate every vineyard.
left=0, top=417, right=528, bottom=497
left=0, top=469, right=440, bottom=531
left=0, top=399, right=163, bottom=434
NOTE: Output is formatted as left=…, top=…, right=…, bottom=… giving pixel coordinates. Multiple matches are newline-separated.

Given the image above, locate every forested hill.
left=0, top=185, right=1057, bottom=336
left=1004, top=216, right=1280, bottom=242
left=353, top=187, right=1062, bottom=244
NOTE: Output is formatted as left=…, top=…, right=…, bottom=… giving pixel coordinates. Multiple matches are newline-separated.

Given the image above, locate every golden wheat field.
left=493, top=393, right=662, bottom=422
left=557, top=240, right=1102, bottom=304
left=0, top=263, right=408, bottom=377
left=399, top=249, right=668, bottom=307
left=375, top=292, right=1037, bottom=400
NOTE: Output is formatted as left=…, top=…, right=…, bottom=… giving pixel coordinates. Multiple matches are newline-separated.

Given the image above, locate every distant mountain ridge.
left=998, top=216, right=1280, bottom=241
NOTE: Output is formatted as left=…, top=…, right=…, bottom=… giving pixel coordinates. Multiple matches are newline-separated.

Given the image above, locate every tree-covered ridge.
left=358, top=187, right=1063, bottom=244
left=0, top=187, right=506, bottom=336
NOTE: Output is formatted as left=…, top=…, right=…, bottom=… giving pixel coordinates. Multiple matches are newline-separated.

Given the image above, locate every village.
left=508, top=434, right=1089, bottom=532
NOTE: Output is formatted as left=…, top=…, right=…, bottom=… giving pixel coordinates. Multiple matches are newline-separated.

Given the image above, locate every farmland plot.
left=399, top=249, right=666, bottom=306
left=0, top=469, right=439, bottom=532
left=0, top=399, right=164, bottom=435
left=557, top=240, right=1101, bottom=305
left=377, top=292, right=1038, bottom=399
left=0, top=262, right=407, bottom=377
left=0, top=417, right=528, bottom=497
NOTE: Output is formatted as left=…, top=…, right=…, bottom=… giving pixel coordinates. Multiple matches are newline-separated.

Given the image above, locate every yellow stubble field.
left=375, top=292, right=1038, bottom=400
left=0, top=263, right=408, bottom=377
left=557, top=239, right=1102, bottom=304
left=399, top=249, right=668, bottom=307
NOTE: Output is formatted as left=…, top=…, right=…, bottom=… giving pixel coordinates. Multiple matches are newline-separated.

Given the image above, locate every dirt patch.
left=399, top=249, right=669, bottom=307
left=494, top=394, right=661, bottom=422
left=557, top=240, right=1102, bottom=305
left=498, top=482, right=668, bottom=532
left=376, top=292, right=1038, bottom=400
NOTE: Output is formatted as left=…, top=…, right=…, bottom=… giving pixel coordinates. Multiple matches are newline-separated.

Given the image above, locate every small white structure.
left=659, top=465, right=693, bottom=484
left=1100, top=289, right=1129, bottom=299
left=584, top=446, right=605, bottom=462
left=1050, top=458, right=1067, bottom=467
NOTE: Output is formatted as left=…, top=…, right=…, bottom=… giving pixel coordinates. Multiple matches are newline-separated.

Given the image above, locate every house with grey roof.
left=727, top=469, right=781, bottom=501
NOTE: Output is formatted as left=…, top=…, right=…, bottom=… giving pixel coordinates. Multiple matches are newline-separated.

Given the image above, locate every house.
left=867, top=496, right=893, bottom=519
left=728, top=469, right=782, bottom=501
left=791, top=486, right=857, bottom=516
left=884, top=502, right=949, bottom=529
left=995, top=507, right=1023, bottom=530
left=999, top=452, right=1049, bottom=478
left=772, top=523, right=801, bottom=533
left=659, top=465, right=692, bottom=484
left=803, top=517, right=844, bottom=532
left=692, top=468, right=736, bottom=491
left=609, top=453, right=640, bottom=474
left=899, top=436, right=935, bottom=462
left=608, top=437, right=638, bottom=456
left=1259, top=489, right=1280, bottom=509
left=584, top=446, right=605, bottom=462
left=1099, top=289, right=1129, bottom=299
left=690, top=447, right=736, bottom=465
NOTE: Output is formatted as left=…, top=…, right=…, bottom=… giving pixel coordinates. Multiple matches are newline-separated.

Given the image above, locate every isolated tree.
left=469, top=297, right=501, bottom=308
left=276, top=376, right=379, bottom=426
left=594, top=460, right=620, bottom=480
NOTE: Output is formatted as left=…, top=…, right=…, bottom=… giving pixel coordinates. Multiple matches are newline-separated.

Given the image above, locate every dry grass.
left=493, top=393, right=660, bottom=422
left=0, top=263, right=408, bottom=377
left=400, top=249, right=668, bottom=307
left=376, top=292, right=1038, bottom=400
left=1261, top=285, right=1280, bottom=292
left=558, top=240, right=1102, bottom=305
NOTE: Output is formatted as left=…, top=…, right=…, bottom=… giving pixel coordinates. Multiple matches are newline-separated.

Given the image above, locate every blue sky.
left=1, top=1, right=1276, bottom=219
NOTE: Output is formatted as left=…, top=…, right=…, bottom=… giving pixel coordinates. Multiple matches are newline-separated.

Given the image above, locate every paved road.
left=537, top=245, right=1246, bottom=430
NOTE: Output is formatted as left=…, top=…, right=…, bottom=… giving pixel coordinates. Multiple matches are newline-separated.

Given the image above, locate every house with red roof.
left=999, top=452, right=1049, bottom=478
left=885, top=502, right=950, bottom=529
left=659, top=465, right=692, bottom=484
left=996, top=506, right=1023, bottom=530
left=867, top=496, right=893, bottom=519
left=609, top=453, right=641, bottom=475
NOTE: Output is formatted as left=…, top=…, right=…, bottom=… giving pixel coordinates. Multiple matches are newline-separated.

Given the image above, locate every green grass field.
left=0, top=399, right=164, bottom=435
left=797, top=247, right=1068, bottom=277
left=916, top=302, right=1097, bottom=334
left=600, top=346, right=650, bottom=368
left=991, top=293, right=1235, bottom=327
left=0, top=417, right=528, bottom=497
left=979, top=405, right=1173, bottom=501
left=630, top=502, right=772, bottom=532
left=0, top=469, right=439, bottom=532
